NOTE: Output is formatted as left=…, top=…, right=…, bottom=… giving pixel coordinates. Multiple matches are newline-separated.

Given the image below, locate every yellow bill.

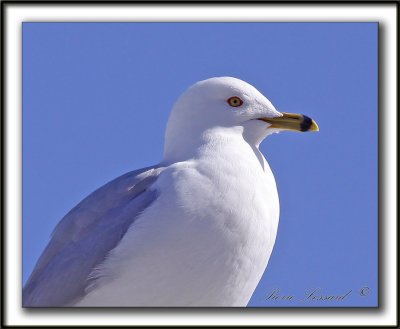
left=259, top=112, right=319, bottom=132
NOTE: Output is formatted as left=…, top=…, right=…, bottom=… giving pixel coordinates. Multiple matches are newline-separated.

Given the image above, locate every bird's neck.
left=162, top=126, right=266, bottom=172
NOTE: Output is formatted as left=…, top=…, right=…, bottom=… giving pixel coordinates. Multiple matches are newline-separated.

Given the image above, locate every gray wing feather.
left=23, top=165, right=164, bottom=307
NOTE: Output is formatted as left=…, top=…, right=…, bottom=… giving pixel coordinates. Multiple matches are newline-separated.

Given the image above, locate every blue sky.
left=23, top=22, right=378, bottom=307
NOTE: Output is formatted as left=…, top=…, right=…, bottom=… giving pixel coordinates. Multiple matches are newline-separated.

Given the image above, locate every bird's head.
left=164, top=77, right=318, bottom=162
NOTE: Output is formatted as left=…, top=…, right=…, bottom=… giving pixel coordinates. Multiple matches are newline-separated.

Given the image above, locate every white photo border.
left=3, top=1, right=398, bottom=327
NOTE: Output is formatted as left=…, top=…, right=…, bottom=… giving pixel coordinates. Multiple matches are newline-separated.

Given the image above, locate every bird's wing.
left=23, top=165, right=164, bottom=307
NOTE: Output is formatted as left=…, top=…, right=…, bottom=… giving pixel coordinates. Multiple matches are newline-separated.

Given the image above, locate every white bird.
left=23, top=77, right=318, bottom=307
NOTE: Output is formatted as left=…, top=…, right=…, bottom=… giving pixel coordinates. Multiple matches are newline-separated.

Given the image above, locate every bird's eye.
left=227, top=96, right=243, bottom=107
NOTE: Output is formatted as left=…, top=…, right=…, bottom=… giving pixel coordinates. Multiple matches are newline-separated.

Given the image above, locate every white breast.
left=75, top=133, right=280, bottom=307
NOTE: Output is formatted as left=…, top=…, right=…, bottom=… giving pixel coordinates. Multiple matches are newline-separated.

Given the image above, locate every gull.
left=23, top=77, right=318, bottom=307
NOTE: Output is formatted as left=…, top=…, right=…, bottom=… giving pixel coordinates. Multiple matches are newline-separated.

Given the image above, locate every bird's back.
left=23, top=166, right=163, bottom=307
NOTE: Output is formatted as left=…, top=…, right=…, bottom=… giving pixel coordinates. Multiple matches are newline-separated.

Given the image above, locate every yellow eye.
left=227, top=96, right=243, bottom=107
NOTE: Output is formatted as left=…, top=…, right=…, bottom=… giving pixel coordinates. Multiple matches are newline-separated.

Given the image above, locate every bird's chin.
left=242, top=119, right=274, bottom=146
left=265, top=127, right=283, bottom=136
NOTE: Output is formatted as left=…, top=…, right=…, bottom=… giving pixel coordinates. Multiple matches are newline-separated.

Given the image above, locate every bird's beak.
left=258, top=112, right=319, bottom=132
